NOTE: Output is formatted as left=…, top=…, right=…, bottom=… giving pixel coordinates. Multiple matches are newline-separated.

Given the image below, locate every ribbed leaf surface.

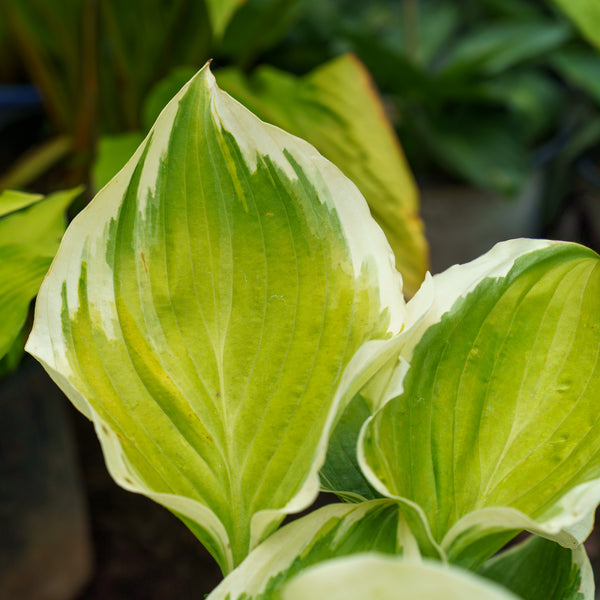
left=26, top=64, right=404, bottom=572
left=361, top=241, right=600, bottom=560
left=217, top=54, right=428, bottom=296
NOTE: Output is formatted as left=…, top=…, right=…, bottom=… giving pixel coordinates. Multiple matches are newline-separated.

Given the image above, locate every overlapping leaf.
left=478, top=535, right=592, bottom=600
left=282, top=554, right=521, bottom=600
left=359, top=239, right=600, bottom=564
left=208, top=500, right=415, bottom=600
left=216, top=54, right=428, bottom=296
left=26, top=64, right=405, bottom=572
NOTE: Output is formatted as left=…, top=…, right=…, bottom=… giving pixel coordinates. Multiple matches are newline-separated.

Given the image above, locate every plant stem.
left=0, top=136, right=72, bottom=190
left=70, top=0, right=99, bottom=188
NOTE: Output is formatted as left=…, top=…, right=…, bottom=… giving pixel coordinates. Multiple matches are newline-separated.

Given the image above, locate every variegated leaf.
left=282, top=554, right=521, bottom=600
left=208, top=500, right=417, bottom=600
left=26, top=64, right=405, bottom=572
left=359, top=240, right=600, bottom=565
left=216, top=54, right=429, bottom=296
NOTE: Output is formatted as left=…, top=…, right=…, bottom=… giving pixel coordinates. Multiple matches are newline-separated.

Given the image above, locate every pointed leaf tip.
left=27, top=62, right=405, bottom=571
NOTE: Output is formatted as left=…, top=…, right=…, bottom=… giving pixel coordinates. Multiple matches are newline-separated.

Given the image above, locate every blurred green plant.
left=0, top=0, right=215, bottom=184
left=550, top=0, right=600, bottom=51
left=0, top=9, right=20, bottom=81
left=278, top=0, right=579, bottom=198
left=534, top=1, right=600, bottom=234
left=0, top=0, right=310, bottom=172
left=0, top=187, right=80, bottom=376
left=0, top=0, right=429, bottom=294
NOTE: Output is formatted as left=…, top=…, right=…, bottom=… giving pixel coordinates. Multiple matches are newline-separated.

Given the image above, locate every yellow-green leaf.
left=550, top=0, right=600, bottom=51
left=0, top=188, right=79, bottom=360
left=360, top=240, right=600, bottom=565
left=26, top=64, right=405, bottom=573
left=217, top=53, right=428, bottom=296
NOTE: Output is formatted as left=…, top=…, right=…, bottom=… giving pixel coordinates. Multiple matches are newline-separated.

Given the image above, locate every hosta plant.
left=26, top=63, right=600, bottom=598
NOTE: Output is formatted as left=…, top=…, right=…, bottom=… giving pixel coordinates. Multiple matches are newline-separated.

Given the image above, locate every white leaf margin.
left=356, top=239, right=600, bottom=559
left=26, top=63, right=408, bottom=571
left=209, top=65, right=406, bottom=331
left=282, top=554, right=522, bottom=600
left=208, top=499, right=417, bottom=600
left=442, top=478, right=600, bottom=554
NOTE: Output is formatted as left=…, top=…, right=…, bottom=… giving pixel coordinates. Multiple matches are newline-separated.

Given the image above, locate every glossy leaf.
left=320, top=393, right=382, bottom=502
left=319, top=334, right=412, bottom=503
left=208, top=500, right=416, bottom=600
left=0, top=188, right=79, bottom=361
left=360, top=240, right=600, bottom=565
left=216, top=53, right=428, bottom=296
left=26, top=64, right=405, bottom=573
left=282, top=555, right=521, bottom=600
left=478, top=536, right=592, bottom=600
